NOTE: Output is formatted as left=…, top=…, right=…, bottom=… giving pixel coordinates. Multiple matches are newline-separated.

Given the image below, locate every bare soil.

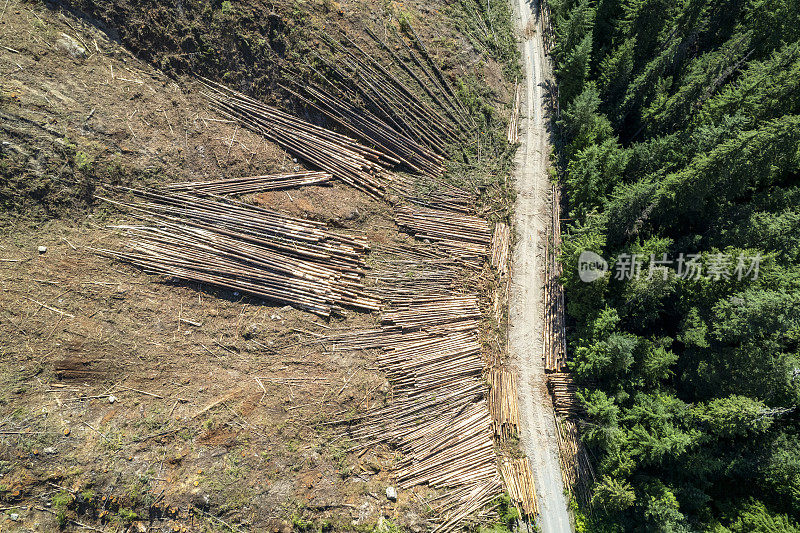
left=0, top=0, right=516, bottom=530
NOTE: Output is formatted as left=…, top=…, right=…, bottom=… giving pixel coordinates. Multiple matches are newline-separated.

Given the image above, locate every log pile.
left=492, top=279, right=509, bottom=330
left=402, top=175, right=476, bottom=214
left=317, top=258, right=505, bottom=529
left=369, top=244, right=462, bottom=298
left=428, top=476, right=504, bottom=533
left=382, top=295, right=480, bottom=330
left=344, top=320, right=501, bottom=531
left=540, top=0, right=556, bottom=56
left=488, top=367, right=520, bottom=440
left=396, top=206, right=491, bottom=268
left=507, top=82, right=521, bottom=145
left=284, top=35, right=451, bottom=178
left=547, top=373, right=585, bottom=418
left=163, top=171, right=331, bottom=194
left=283, top=79, right=446, bottom=178
left=555, top=418, right=595, bottom=506
left=541, top=174, right=595, bottom=507
left=543, top=183, right=567, bottom=372
left=94, top=188, right=378, bottom=317
left=400, top=22, right=473, bottom=132
left=500, top=458, right=539, bottom=517
left=201, top=79, right=394, bottom=198
left=490, top=222, right=511, bottom=276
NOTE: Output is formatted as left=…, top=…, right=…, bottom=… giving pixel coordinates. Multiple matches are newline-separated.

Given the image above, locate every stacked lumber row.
left=201, top=79, right=394, bottom=198
left=285, top=40, right=449, bottom=177
left=500, top=458, right=539, bottom=517
left=507, top=82, right=521, bottom=144
left=544, top=183, right=568, bottom=372
left=162, top=171, right=331, bottom=194
left=95, top=188, right=378, bottom=317
left=490, top=222, right=511, bottom=276
left=547, top=373, right=585, bottom=418
left=488, top=367, right=520, bottom=440
left=555, top=418, right=595, bottom=507
left=396, top=206, right=491, bottom=267
left=402, top=175, right=476, bottom=214
left=382, top=295, right=480, bottom=330
left=347, top=324, right=500, bottom=526
left=321, top=291, right=502, bottom=527
left=540, top=0, right=556, bottom=56
left=369, top=245, right=462, bottom=298
left=397, top=22, right=474, bottom=132
left=428, top=476, right=504, bottom=533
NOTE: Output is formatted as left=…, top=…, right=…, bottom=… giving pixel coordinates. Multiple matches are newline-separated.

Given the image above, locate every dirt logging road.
left=508, top=0, right=573, bottom=531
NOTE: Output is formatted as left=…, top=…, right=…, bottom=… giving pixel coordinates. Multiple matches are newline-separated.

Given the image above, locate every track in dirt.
left=508, top=0, right=573, bottom=531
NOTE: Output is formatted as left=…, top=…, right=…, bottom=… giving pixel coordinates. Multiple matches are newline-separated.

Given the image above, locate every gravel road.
left=508, top=0, right=573, bottom=531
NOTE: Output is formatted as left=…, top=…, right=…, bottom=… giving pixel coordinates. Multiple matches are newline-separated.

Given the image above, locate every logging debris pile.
left=94, top=187, right=378, bottom=317
left=500, top=458, right=540, bottom=517
left=202, top=80, right=394, bottom=198
left=395, top=206, right=492, bottom=268
left=162, top=171, right=332, bottom=194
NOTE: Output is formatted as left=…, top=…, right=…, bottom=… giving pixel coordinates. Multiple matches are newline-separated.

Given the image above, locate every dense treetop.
left=550, top=0, right=800, bottom=530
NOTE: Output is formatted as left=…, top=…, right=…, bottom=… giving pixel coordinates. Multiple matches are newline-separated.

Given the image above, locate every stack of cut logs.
left=319, top=261, right=507, bottom=531
left=490, top=222, right=510, bottom=276
left=507, top=82, right=521, bottom=144
left=542, top=179, right=595, bottom=506
left=287, top=22, right=472, bottom=176
left=382, top=295, right=480, bottom=330
left=556, top=418, right=595, bottom=506
left=540, top=0, right=556, bottom=56
left=544, top=183, right=568, bottom=372
left=491, top=222, right=511, bottom=338
left=95, top=187, right=378, bottom=317
left=396, top=206, right=492, bottom=268
left=547, top=373, right=585, bottom=418
left=402, top=175, right=476, bottom=214
left=488, top=367, right=520, bottom=440
left=202, top=79, right=393, bottom=198
left=318, top=221, right=541, bottom=529
left=163, top=171, right=331, bottom=194
left=367, top=24, right=472, bottom=140
left=500, top=458, right=539, bottom=517
left=326, top=300, right=500, bottom=532
left=368, top=243, right=461, bottom=298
